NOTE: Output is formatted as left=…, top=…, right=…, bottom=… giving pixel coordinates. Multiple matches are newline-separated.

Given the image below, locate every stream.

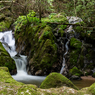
left=0, top=30, right=45, bottom=86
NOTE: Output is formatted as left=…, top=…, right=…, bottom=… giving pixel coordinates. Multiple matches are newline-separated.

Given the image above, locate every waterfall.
left=60, top=16, right=82, bottom=74
left=60, top=39, right=69, bottom=74
left=0, top=30, right=45, bottom=86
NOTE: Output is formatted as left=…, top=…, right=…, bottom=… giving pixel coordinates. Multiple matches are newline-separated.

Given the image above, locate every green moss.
left=69, top=38, right=82, bottom=67
left=58, top=29, right=64, bottom=37
left=0, top=42, right=16, bottom=71
left=88, top=83, right=95, bottom=94
left=70, top=38, right=82, bottom=49
left=69, top=67, right=82, bottom=77
left=0, top=15, right=12, bottom=31
left=41, top=13, right=68, bottom=24
left=57, top=25, right=66, bottom=37
left=74, top=26, right=84, bottom=33
left=69, top=50, right=80, bottom=66
left=39, top=25, right=55, bottom=41
left=31, top=39, right=57, bottom=70
left=75, top=21, right=86, bottom=26
left=40, top=72, right=78, bottom=90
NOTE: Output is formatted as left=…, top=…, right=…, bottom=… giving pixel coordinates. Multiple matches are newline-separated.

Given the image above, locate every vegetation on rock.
left=69, top=67, right=83, bottom=77
left=40, top=72, right=78, bottom=90
left=69, top=38, right=82, bottom=67
left=0, top=42, right=16, bottom=72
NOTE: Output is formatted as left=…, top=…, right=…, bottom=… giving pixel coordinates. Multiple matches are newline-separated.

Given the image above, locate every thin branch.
left=0, top=1, right=15, bottom=3
left=0, top=6, right=10, bottom=11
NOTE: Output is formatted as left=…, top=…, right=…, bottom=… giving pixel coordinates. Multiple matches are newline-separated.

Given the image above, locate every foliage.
left=62, top=0, right=95, bottom=26
left=14, top=10, right=40, bottom=32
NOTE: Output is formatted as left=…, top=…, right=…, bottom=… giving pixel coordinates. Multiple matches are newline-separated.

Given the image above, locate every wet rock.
left=70, top=75, right=81, bottom=80
left=35, top=70, right=43, bottom=75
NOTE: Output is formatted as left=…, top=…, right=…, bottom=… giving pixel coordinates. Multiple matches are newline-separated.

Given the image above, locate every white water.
left=60, top=39, right=69, bottom=74
left=0, top=30, right=45, bottom=86
left=60, top=16, right=82, bottom=74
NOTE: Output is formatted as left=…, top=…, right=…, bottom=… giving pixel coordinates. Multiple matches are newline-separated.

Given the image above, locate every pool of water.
left=72, top=79, right=95, bottom=89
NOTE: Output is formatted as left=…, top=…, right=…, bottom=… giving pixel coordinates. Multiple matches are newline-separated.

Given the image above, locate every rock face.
left=0, top=67, right=95, bottom=95
left=14, top=12, right=95, bottom=77
left=14, top=12, right=68, bottom=75
left=40, top=72, right=78, bottom=90
left=0, top=42, right=16, bottom=73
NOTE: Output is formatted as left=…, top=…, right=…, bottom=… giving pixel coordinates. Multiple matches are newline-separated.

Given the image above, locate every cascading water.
left=60, top=16, right=82, bottom=74
left=0, top=30, right=45, bottom=86
left=60, top=39, right=69, bottom=74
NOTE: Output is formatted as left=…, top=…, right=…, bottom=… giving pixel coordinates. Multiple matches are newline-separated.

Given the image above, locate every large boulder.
left=40, top=72, right=78, bottom=90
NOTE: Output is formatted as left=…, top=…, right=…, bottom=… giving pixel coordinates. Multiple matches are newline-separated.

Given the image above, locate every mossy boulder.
left=40, top=72, right=78, bottom=90
left=0, top=67, right=40, bottom=95
left=0, top=42, right=16, bottom=71
left=69, top=67, right=83, bottom=77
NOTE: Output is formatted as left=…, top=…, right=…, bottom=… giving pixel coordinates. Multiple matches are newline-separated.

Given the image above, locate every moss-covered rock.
left=42, top=13, right=68, bottom=24
left=0, top=13, right=12, bottom=32
left=70, top=38, right=82, bottom=49
left=0, top=42, right=16, bottom=71
left=54, top=25, right=67, bottom=37
left=0, top=67, right=40, bottom=95
left=69, top=38, right=82, bottom=67
left=40, top=72, right=78, bottom=90
left=69, top=67, right=83, bottom=77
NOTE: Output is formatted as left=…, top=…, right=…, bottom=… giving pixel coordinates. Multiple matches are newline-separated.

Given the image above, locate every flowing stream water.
left=0, top=30, right=45, bottom=86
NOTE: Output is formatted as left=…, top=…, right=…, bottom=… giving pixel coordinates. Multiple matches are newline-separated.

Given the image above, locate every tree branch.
left=0, top=1, right=15, bottom=3
left=0, top=6, right=10, bottom=11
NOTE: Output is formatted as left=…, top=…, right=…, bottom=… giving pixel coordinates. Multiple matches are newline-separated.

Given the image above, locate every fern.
left=14, top=10, right=40, bottom=32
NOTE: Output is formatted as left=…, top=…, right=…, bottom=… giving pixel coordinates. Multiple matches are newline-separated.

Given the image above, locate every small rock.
left=70, top=75, right=81, bottom=80
left=35, top=70, right=43, bottom=75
